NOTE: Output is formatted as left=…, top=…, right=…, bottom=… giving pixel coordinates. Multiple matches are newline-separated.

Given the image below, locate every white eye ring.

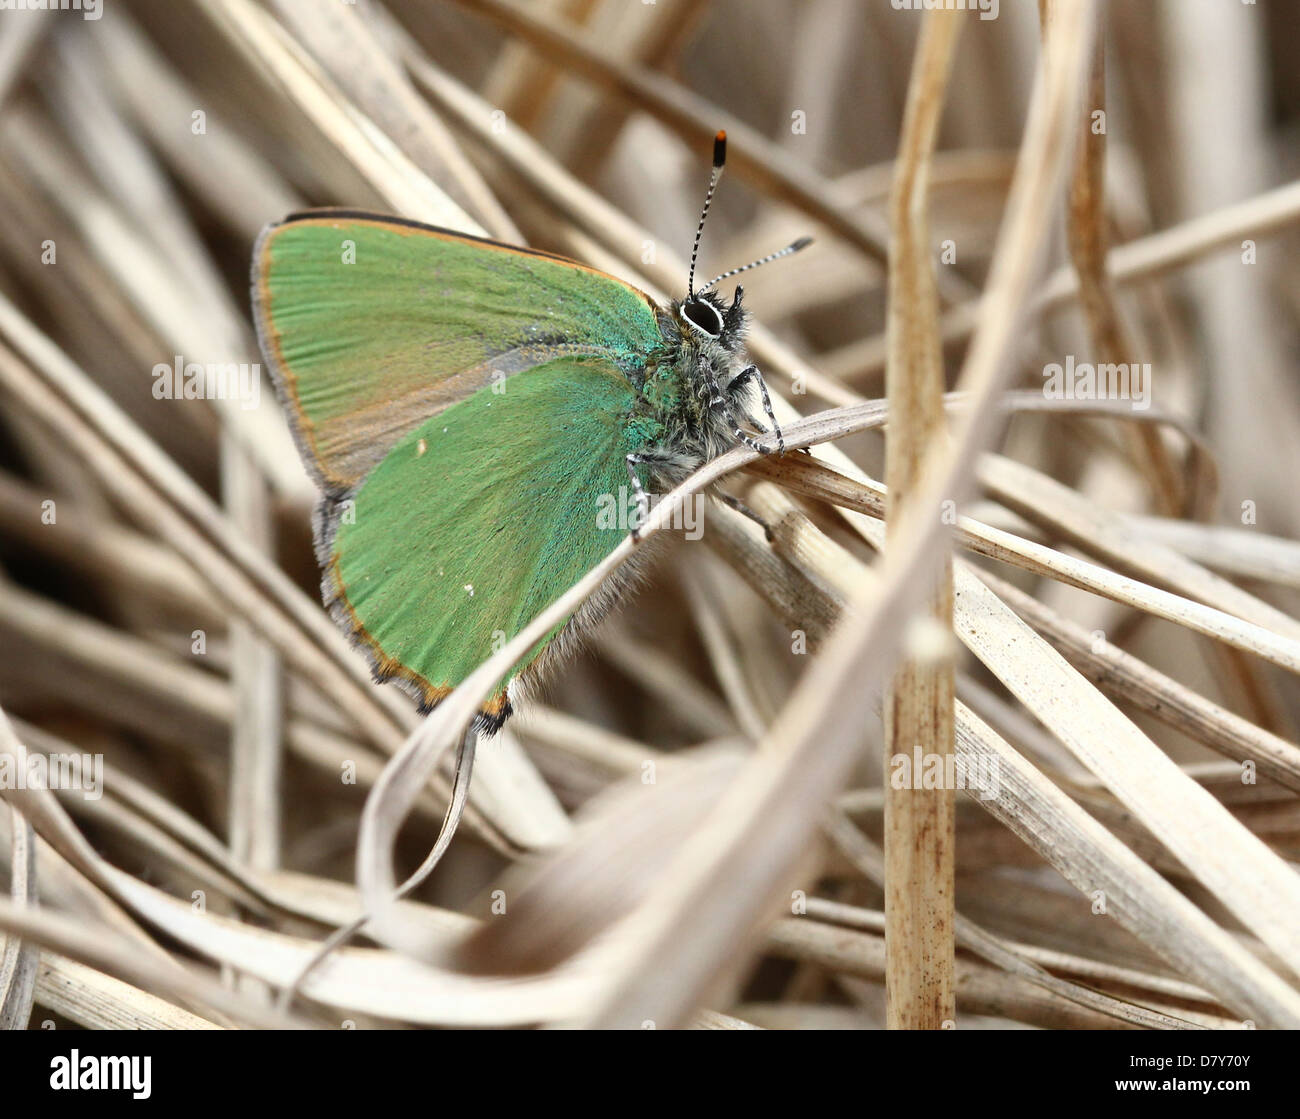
left=683, top=298, right=723, bottom=337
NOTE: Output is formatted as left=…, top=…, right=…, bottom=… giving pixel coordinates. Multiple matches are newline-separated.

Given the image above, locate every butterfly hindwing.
left=321, top=355, right=650, bottom=726
left=252, top=210, right=662, bottom=493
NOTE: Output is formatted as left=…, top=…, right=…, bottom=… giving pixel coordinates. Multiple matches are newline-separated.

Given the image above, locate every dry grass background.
left=0, top=0, right=1299, bottom=1030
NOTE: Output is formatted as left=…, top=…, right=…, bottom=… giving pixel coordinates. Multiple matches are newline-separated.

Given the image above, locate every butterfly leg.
left=716, top=491, right=774, bottom=543
left=729, top=364, right=785, bottom=454
left=625, top=453, right=652, bottom=541
left=706, top=368, right=770, bottom=455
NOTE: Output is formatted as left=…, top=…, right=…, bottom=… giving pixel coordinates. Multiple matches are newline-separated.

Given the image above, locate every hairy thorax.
left=629, top=295, right=758, bottom=489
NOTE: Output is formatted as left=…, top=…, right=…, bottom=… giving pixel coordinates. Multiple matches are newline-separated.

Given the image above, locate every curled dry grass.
left=0, top=0, right=1298, bottom=1030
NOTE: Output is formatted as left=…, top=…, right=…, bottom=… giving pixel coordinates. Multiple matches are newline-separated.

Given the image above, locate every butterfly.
left=252, top=132, right=810, bottom=734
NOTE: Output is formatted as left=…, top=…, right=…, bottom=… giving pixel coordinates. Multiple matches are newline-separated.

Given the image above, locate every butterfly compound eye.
left=682, top=297, right=723, bottom=337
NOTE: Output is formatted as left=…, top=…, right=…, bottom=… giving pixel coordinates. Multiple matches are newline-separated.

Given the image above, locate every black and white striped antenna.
left=687, top=130, right=728, bottom=298
left=697, top=237, right=813, bottom=293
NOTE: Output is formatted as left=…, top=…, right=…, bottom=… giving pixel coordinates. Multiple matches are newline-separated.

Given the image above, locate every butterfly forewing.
left=252, top=210, right=661, bottom=493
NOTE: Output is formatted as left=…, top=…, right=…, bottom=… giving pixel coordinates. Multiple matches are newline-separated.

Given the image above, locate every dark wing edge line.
left=249, top=220, right=352, bottom=498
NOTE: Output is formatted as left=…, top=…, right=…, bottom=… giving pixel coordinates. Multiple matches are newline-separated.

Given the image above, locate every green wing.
left=252, top=210, right=661, bottom=493
left=321, top=355, right=647, bottom=728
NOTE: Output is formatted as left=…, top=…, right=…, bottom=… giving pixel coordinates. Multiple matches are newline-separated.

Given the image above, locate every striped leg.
left=729, top=364, right=785, bottom=453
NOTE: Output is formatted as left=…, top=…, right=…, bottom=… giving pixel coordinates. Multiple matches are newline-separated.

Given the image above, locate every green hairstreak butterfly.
left=252, top=132, right=811, bottom=733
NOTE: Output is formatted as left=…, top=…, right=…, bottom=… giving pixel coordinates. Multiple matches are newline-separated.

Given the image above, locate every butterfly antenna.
left=698, top=237, right=814, bottom=293
left=687, top=130, right=727, bottom=298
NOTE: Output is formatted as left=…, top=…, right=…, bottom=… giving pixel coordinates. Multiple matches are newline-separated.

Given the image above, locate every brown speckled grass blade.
left=881, top=7, right=961, bottom=1031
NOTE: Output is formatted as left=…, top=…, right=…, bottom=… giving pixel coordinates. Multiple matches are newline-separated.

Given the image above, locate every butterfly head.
left=676, top=286, right=747, bottom=351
